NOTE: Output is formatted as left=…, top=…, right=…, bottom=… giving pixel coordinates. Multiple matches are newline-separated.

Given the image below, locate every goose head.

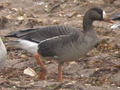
left=83, top=7, right=113, bottom=31
left=85, top=7, right=113, bottom=22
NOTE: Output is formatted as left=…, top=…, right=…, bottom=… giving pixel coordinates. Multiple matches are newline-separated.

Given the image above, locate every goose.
left=0, top=33, right=7, bottom=70
left=111, top=12, right=120, bottom=29
left=5, top=7, right=113, bottom=82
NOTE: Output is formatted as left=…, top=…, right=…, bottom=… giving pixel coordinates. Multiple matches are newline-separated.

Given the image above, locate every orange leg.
left=34, top=53, right=47, bottom=80
left=58, top=65, right=63, bottom=82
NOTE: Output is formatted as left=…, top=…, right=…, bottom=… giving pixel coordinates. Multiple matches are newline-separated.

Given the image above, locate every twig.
left=49, top=1, right=65, bottom=13
left=53, top=83, right=64, bottom=90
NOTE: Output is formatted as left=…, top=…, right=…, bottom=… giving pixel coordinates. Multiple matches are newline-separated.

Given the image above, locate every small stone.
left=66, top=81, right=76, bottom=85
left=95, top=68, right=100, bottom=71
left=20, top=54, right=27, bottom=59
left=17, top=16, right=24, bottom=21
left=59, top=14, right=63, bottom=17
left=33, top=18, right=42, bottom=23
left=11, top=8, right=18, bottom=12
left=81, top=75, right=84, bottom=77
left=52, top=20, right=60, bottom=24
left=115, top=51, right=118, bottom=54
left=35, top=2, right=44, bottom=5
left=69, top=61, right=77, bottom=65
left=77, top=14, right=83, bottom=18
left=64, top=22, right=69, bottom=25
left=6, top=15, right=13, bottom=20
left=85, top=83, right=91, bottom=86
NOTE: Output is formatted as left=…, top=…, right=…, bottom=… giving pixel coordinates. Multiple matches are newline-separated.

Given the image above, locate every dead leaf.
left=24, top=67, right=36, bottom=77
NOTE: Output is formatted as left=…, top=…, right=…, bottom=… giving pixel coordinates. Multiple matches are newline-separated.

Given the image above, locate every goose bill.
left=103, top=15, right=113, bottom=23
left=103, top=11, right=113, bottom=23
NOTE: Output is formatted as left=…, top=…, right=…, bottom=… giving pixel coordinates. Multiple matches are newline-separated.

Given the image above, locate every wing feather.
left=5, top=25, right=80, bottom=43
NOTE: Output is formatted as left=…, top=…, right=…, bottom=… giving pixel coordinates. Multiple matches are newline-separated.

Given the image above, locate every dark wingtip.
left=112, top=17, right=120, bottom=21
left=5, top=35, right=17, bottom=37
left=5, top=31, right=19, bottom=38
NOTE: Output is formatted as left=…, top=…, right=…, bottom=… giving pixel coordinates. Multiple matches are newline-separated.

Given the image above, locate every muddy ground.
left=1, top=0, right=120, bottom=90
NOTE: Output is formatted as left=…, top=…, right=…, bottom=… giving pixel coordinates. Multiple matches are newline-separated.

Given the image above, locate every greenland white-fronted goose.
left=6, top=7, right=113, bottom=82
left=0, top=34, right=7, bottom=70
left=111, top=12, right=120, bottom=29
